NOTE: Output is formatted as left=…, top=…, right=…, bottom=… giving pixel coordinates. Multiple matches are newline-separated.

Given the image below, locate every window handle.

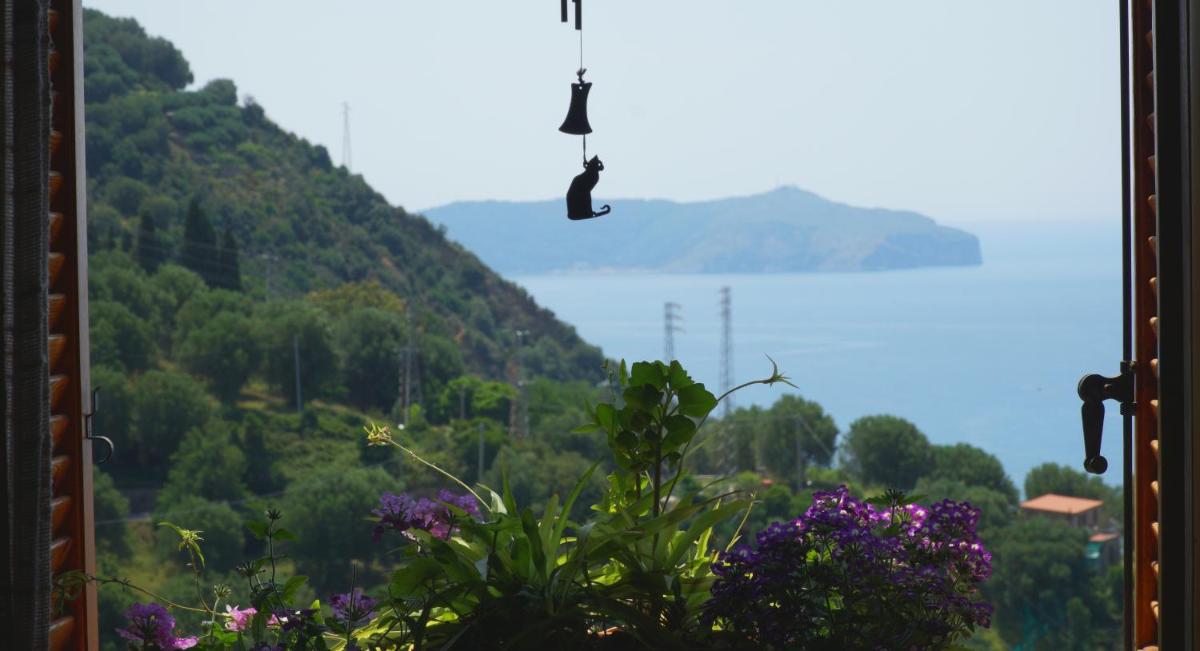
left=1076, top=362, right=1134, bottom=475
left=84, top=387, right=114, bottom=465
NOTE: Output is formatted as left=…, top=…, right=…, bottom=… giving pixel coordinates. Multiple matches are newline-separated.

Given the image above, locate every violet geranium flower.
left=703, top=486, right=993, bottom=649
left=371, top=489, right=480, bottom=542
left=115, top=603, right=198, bottom=650
left=329, top=588, right=378, bottom=627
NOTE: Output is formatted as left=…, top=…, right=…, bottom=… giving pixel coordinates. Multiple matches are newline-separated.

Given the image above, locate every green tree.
left=334, top=307, right=403, bottom=410
left=927, top=443, right=1019, bottom=506
left=134, top=210, right=165, bottom=273
left=150, top=263, right=205, bottom=346
left=756, top=395, right=838, bottom=484
left=89, top=365, right=132, bottom=446
left=157, top=421, right=248, bottom=508
left=172, top=288, right=250, bottom=349
left=89, top=250, right=163, bottom=323
left=1024, top=462, right=1115, bottom=501
left=130, top=369, right=211, bottom=470
left=988, top=517, right=1117, bottom=650
left=282, top=466, right=395, bottom=591
left=92, top=469, right=130, bottom=556
left=177, top=311, right=261, bottom=403
left=695, top=406, right=760, bottom=475
left=215, top=225, right=241, bottom=291
left=89, top=300, right=155, bottom=371
left=258, top=301, right=338, bottom=406
left=181, top=197, right=218, bottom=285
left=840, top=415, right=932, bottom=490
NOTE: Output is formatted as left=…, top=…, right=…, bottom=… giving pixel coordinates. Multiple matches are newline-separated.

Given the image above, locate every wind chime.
left=559, top=0, right=610, bottom=220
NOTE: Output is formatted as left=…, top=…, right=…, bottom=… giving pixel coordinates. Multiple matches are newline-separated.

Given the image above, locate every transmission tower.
left=664, top=302, right=683, bottom=362
left=341, top=102, right=353, bottom=171
left=719, top=287, right=734, bottom=417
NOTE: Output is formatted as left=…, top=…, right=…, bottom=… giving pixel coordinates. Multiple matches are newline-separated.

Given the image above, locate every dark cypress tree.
left=135, top=211, right=165, bottom=273
left=181, top=197, right=218, bottom=285
left=216, top=225, right=242, bottom=291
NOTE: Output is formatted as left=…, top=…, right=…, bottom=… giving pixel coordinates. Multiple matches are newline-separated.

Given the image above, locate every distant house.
left=1019, top=493, right=1105, bottom=528
left=1088, top=532, right=1121, bottom=566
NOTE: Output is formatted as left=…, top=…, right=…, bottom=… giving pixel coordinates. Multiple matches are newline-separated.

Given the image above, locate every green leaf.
left=595, top=403, right=617, bottom=432
left=662, top=415, right=697, bottom=452
left=630, top=361, right=667, bottom=390
left=390, top=557, right=445, bottom=597
left=666, top=500, right=747, bottom=567
left=272, top=527, right=298, bottom=542
left=519, top=509, right=546, bottom=578
left=667, top=361, right=694, bottom=389
left=676, top=383, right=718, bottom=418
left=623, top=384, right=661, bottom=411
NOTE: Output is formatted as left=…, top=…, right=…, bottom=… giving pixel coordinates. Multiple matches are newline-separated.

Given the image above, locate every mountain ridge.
left=422, top=185, right=982, bottom=275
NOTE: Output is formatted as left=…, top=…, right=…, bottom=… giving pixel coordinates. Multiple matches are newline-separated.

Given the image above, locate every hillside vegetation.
left=83, top=9, right=602, bottom=383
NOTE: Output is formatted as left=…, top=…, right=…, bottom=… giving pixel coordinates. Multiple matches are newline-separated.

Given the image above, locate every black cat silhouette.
left=566, top=156, right=611, bottom=220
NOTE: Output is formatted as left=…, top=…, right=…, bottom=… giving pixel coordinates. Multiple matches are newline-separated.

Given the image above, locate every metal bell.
left=559, top=76, right=593, bottom=135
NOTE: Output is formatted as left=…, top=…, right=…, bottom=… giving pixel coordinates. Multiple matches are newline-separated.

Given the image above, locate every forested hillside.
left=83, top=9, right=602, bottom=384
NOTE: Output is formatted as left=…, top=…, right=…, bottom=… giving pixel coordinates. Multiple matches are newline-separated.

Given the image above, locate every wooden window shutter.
left=1130, top=0, right=1161, bottom=648
left=47, top=1, right=98, bottom=649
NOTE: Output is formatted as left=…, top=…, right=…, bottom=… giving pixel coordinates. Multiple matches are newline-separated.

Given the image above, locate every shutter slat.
left=49, top=334, right=65, bottom=371
left=51, top=455, right=70, bottom=489
left=49, top=211, right=63, bottom=244
left=48, top=616, right=74, bottom=651
left=51, top=415, right=68, bottom=451
left=50, top=537, right=71, bottom=572
left=50, top=374, right=68, bottom=411
left=51, top=496, right=72, bottom=534
left=48, top=252, right=64, bottom=288
left=49, top=293, right=65, bottom=330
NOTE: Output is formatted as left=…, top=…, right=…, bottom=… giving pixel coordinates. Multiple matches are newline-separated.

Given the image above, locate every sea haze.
left=512, top=220, right=1123, bottom=491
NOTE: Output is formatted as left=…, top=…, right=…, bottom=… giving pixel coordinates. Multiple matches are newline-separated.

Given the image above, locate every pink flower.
left=224, top=605, right=257, bottom=632
left=175, top=636, right=199, bottom=649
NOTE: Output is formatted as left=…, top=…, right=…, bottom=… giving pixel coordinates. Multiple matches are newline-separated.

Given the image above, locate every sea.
left=513, top=221, right=1124, bottom=491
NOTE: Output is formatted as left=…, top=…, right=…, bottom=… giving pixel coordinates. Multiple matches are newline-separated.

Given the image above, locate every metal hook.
left=84, top=387, right=115, bottom=465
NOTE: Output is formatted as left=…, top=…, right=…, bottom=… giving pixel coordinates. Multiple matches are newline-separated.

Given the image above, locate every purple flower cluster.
left=371, top=489, right=480, bottom=542
left=330, top=588, right=379, bottom=627
left=115, top=603, right=198, bottom=650
left=703, top=486, right=993, bottom=649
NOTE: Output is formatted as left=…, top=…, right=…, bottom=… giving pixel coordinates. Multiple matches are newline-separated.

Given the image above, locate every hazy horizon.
left=84, top=1, right=1120, bottom=226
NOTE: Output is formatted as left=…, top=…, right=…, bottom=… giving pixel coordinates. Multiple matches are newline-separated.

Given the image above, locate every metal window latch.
left=83, top=387, right=115, bottom=465
left=1076, top=361, right=1135, bottom=475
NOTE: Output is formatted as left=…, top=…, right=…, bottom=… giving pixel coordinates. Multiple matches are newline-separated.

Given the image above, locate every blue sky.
left=86, top=1, right=1119, bottom=225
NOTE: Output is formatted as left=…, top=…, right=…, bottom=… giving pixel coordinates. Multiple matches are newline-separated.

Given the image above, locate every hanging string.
left=579, top=20, right=586, bottom=165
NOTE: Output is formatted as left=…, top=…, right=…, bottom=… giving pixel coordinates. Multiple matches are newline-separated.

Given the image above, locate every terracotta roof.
left=1020, top=493, right=1105, bottom=515
left=1089, top=532, right=1119, bottom=543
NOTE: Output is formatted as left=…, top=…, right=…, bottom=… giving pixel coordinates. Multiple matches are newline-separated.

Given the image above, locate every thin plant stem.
left=387, top=439, right=489, bottom=512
